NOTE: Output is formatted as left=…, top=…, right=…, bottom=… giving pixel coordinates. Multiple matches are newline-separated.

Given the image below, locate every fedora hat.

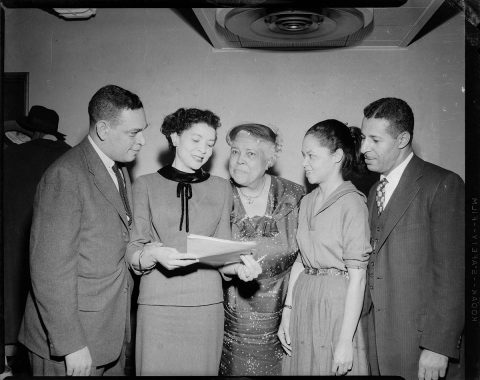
left=4, top=120, right=34, bottom=137
left=17, top=105, right=65, bottom=139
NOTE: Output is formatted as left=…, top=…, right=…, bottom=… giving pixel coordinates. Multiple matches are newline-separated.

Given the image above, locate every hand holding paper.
left=236, top=254, right=262, bottom=282
left=187, top=234, right=257, bottom=267
left=143, top=241, right=199, bottom=270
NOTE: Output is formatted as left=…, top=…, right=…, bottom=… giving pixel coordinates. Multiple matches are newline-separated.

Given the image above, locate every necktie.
left=112, top=164, right=132, bottom=225
left=376, top=178, right=388, bottom=215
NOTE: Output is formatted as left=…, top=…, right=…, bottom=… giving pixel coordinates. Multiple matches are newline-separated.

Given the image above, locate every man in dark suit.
left=3, top=108, right=70, bottom=374
left=360, top=98, right=464, bottom=380
left=18, top=85, right=148, bottom=376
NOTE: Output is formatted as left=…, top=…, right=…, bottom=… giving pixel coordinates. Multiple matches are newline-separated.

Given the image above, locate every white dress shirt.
left=381, top=152, right=414, bottom=208
left=88, top=135, right=119, bottom=191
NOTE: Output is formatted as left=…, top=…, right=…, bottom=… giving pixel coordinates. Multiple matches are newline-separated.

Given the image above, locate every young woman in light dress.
left=279, top=119, right=371, bottom=376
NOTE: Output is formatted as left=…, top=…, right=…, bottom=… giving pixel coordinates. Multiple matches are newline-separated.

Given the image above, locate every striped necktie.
left=376, top=178, right=388, bottom=215
left=112, top=163, right=132, bottom=225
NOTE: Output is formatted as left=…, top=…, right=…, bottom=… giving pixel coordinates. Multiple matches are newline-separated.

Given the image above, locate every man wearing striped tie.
left=359, top=97, right=464, bottom=380
left=18, top=85, right=148, bottom=376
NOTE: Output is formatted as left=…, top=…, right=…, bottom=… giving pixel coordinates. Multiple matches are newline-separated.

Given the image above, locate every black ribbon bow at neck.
left=177, top=182, right=192, bottom=232
left=158, top=165, right=210, bottom=233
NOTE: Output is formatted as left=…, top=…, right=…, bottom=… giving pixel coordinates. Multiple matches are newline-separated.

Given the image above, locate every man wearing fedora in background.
left=18, top=84, right=147, bottom=376
left=3, top=105, right=69, bottom=148
left=3, top=106, right=70, bottom=374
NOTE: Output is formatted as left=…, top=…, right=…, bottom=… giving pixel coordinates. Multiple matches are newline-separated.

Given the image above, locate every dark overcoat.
left=4, top=138, right=70, bottom=344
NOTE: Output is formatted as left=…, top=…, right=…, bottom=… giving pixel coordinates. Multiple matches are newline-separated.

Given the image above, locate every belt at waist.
left=304, top=266, right=349, bottom=279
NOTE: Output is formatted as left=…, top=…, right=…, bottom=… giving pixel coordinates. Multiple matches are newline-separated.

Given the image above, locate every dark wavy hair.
left=305, top=119, right=365, bottom=180
left=161, top=108, right=221, bottom=149
left=88, top=84, right=143, bottom=127
left=363, top=97, right=414, bottom=142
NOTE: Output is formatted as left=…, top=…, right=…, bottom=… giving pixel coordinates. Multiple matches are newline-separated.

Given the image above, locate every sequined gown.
left=219, top=176, right=305, bottom=376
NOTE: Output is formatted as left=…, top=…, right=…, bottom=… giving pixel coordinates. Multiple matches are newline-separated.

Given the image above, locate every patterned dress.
left=220, top=175, right=304, bottom=376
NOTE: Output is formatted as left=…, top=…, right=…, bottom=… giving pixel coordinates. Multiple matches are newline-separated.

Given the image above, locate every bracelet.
left=138, top=249, right=156, bottom=273
left=138, top=249, right=144, bottom=272
left=283, top=304, right=292, bottom=309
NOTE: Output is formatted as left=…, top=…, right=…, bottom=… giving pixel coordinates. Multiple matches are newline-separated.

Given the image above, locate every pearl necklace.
left=238, top=176, right=267, bottom=205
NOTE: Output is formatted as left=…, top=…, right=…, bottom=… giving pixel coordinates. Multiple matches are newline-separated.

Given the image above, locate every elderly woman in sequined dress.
left=219, top=123, right=305, bottom=376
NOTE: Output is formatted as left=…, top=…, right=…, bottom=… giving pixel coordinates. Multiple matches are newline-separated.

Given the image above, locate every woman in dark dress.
left=126, top=109, right=261, bottom=376
left=219, top=124, right=305, bottom=376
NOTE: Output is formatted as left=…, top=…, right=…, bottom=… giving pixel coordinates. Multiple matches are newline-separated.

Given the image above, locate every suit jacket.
left=18, top=137, right=134, bottom=367
left=365, top=154, right=464, bottom=380
left=126, top=171, right=233, bottom=306
left=3, top=138, right=70, bottom=344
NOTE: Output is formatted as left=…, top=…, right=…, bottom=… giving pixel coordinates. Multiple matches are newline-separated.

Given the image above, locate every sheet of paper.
left=187, top=234, right=256, bottom=267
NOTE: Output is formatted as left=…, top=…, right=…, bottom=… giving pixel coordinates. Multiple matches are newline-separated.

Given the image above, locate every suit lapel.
left=367, top=184, right=377, bottom=225
left=375, top=155, right=424, bottom=253
left=80, top=138, right=129, bottom=227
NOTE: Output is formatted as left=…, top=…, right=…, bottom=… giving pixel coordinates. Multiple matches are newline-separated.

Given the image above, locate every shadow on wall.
left=172, top=8, right=212, bottom=46
left=412, top=140, right=422, bottom=159
left=411, top=1, right=461, bottom=45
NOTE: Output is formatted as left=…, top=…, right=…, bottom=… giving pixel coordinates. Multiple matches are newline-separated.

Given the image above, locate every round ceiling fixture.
left=265, top=12, right=324, bottom=33
left=218, top=8, right=371, bottom=43
left=206, top=0, right=268, bottom=5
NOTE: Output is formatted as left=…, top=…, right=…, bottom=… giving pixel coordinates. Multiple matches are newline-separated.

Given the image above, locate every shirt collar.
left=88, top=135, right=115, bottom=170
left=381, top=152, right=414, bottom=186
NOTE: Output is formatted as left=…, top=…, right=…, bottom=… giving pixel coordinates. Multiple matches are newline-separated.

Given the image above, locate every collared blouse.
left=296, top=181, right=371, bottom=271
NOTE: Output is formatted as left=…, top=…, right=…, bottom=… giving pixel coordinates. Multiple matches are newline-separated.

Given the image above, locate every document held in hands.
left=187, top=234, right=256, bottom=267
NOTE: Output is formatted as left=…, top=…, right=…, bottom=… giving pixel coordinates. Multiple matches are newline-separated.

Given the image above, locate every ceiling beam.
left=399, top=0, right=445, bottom=47
left=2, top=0, right=408, bottom=9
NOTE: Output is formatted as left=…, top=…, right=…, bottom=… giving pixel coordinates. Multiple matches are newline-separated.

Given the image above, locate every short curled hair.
left=363, top=97, right=414, bottom=141
left=305, top=119, right=365, bottom=180
left=88, top=84, right=143, bottom=127
left=161, top=108, right=221, bottom=149
left=226, top=123, right=282, bottom=166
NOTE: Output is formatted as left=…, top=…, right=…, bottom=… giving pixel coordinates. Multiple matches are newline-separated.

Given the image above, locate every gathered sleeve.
left=341, top=193, right=372, bottom=269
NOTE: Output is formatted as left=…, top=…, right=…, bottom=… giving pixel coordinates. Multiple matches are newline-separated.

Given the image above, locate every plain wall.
left=4, top=7, right=465, bottom=184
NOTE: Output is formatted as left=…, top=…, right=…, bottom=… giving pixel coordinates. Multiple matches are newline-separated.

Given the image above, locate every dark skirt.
left=135, top=303, right=224, bottom=376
